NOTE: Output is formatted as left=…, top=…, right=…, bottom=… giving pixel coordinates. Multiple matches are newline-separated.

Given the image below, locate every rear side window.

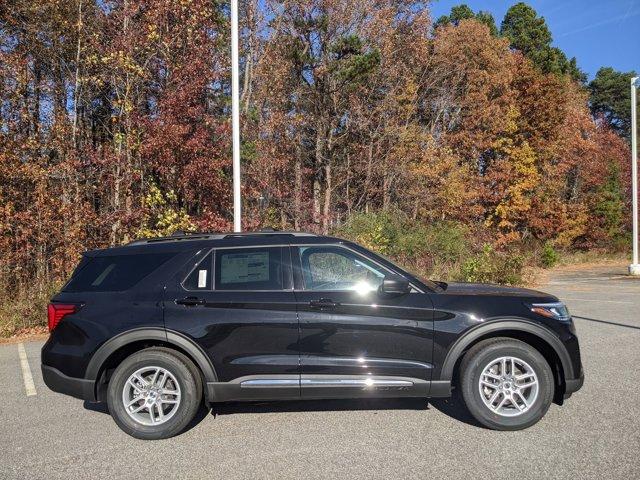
left=63, top=253, right=175, bottom=292
left=215, top=247, right=284, bottom=291
left=183, top=252, right=213, bottom=290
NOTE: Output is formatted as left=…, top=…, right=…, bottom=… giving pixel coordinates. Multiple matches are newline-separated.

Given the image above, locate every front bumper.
left=41, top=364, right=95, bottom=401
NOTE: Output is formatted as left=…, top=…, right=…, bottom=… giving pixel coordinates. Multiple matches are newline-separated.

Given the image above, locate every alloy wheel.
left=121, top=366, right=181, bottom=426
left=478, top=356, right=539, bottom=417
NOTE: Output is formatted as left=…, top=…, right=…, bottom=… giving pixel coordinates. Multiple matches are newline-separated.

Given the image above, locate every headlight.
left=529, top=302, right=571, bottom=321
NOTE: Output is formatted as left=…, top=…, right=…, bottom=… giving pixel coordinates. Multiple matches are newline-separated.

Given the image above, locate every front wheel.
left=459, top=338, right=554, bottom=430
left=107, top=348, right=202, bottom=440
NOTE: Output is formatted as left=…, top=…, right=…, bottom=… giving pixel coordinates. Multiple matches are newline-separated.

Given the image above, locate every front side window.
left=298, top=246, right=387, bottom=292
left=215, top=247, right=284, bottom=291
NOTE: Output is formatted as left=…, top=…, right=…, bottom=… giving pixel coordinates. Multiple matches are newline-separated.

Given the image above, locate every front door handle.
left=309, top=298, right=339, bottom=310
left=176, top=296, right=206, bottom=306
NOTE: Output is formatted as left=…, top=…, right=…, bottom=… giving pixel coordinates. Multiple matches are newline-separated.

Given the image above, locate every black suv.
left=42, top=231, right=583, bottom=439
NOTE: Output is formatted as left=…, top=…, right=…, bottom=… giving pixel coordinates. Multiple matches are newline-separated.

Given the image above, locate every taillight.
left=47, top=303, right=80, bottom=332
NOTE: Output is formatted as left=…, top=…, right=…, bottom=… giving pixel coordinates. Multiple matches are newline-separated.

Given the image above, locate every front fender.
left=438, top=319, right=575, bottom=382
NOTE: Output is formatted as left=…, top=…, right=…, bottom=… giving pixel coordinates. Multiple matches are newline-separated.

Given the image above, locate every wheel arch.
left=440, top=320, right=574, bottom=402
left=86, top=328, right=217, bottom=401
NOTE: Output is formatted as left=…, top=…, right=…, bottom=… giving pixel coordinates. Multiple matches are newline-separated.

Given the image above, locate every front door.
left=291, top=245, right=434, bottom=399
left=163, top=246, right=299, bottom=399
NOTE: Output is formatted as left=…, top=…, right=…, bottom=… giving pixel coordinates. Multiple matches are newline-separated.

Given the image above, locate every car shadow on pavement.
left=209, top=393, right=484, bottom=428
left=428, top=393, right=485, bottom=428
left=83, top=394, right=484, bottom=430
left=83, top=400, right=211, bottom=435
left=210, top=397, right=428, bottom=416
left=84, top=401, right=109, bottom=414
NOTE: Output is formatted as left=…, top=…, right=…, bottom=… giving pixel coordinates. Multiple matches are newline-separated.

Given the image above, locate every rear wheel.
left=107, top=348, right=202, bottom=440
left=459, top=338, right=554, bottom=430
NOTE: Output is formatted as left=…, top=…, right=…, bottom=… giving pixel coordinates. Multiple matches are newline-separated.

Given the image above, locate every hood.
left=441, top=282, right=558, bottom=301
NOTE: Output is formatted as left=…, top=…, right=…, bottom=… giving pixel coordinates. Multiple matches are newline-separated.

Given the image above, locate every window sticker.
left=220, top=252, right=269, bottom=284
left=198, top=269, right=207, bottom=288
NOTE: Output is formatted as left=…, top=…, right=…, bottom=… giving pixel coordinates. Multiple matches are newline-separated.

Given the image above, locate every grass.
left=0, top=284, right=59, bottom=338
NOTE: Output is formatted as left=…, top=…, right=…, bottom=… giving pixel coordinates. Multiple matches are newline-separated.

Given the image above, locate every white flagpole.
left=630, top=77, right=639, bottom=275
left=231, top=0, right=242, bottom=232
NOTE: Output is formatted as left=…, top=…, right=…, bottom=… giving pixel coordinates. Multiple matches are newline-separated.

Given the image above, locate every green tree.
left=589, top=67, right=638, bottom=139
left=435, top=4, right=498, bottom=36
left=594, top=163, right=625, bottom=240
left=475, top=11, right=498, bottom=36
left=500, top=2, right=585, bottom=83
left=500, top=3, right=552, bottom=58
left=435, top=4, right=473, bottom=29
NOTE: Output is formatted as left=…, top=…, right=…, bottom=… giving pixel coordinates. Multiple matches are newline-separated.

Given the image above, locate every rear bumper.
left=41, top=364, right=95, bottom=401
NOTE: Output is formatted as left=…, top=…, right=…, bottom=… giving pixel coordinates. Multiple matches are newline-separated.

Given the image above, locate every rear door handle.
left=176, top=296, right=206, bottom=306
left=309, top=298, right=339, bottom=310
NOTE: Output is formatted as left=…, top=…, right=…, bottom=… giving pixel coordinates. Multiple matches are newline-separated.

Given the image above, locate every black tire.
left=107, top=347, right=202, bottom=440
left=459, top=338, right=554, bottom=431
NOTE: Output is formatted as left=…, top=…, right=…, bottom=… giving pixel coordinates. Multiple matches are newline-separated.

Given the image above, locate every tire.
left=459, top=338, right=554, bottom=431
left=107, top=347, right=202, bottom=440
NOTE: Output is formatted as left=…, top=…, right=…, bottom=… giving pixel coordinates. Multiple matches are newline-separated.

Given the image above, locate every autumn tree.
left=0, top=0, right=633, bottom=334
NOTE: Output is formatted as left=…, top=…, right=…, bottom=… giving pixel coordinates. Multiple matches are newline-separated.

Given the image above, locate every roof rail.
left=221, top=231, right=317, bottom=239
left=126, top=232, right=225, bottom=246
left=126, top=230, right=319, bottom=246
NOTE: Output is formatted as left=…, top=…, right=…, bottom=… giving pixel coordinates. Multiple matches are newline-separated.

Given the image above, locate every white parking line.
left=18, top=343, right=37, bottom=396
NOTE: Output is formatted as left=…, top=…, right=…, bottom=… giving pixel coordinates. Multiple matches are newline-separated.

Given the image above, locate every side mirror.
left=379, top=275, right=411, bottom=295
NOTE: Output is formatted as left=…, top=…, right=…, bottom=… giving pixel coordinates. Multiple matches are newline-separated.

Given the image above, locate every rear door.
left=163, top=245, right=299, bottom=396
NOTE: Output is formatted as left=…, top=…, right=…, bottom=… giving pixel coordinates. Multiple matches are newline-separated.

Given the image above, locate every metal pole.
left=231, top=0, right=242, bottom=232
left=630, top=77, right=639, bottom=275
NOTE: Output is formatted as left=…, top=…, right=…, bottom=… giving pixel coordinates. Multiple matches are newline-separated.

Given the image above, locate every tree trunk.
left=32, top=59, right=41, bottom=136
left=345, top=153, right=351, bottom=216
left=363, top=142, right=374, bottom=212
left=294, top=156, right=302, bottom=230
left=241, top=0, right=256, bottom=114
left=72, top=1, right=83, bottom=148
left=313, top=123, right=324, bottom=227
left=322, top=163, right=331, bottom=234
left=382, top=173, right=392, bottom=210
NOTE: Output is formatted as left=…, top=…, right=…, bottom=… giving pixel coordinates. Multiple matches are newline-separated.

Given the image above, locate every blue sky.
left=430, top=0, right=640, bottom=79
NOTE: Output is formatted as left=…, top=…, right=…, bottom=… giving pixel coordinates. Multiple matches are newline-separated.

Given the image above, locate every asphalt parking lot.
left=1, top=263, right=639, bottom=480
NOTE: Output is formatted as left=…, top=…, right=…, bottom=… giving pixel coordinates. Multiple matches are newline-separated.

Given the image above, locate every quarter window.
left=63, top=253, right=175, bottom=292
left=183, top=252, right=213, bottom=290
left=298, top=246, right=387, bottom=292
left=215, top=247, right=284, bottom=291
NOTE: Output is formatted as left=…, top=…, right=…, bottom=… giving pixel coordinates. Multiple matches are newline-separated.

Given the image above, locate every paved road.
left=1, top=264, right=639, bottom=479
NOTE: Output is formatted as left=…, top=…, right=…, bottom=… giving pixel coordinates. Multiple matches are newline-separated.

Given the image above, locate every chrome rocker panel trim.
left=207, top=375, right=451, bottom=402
